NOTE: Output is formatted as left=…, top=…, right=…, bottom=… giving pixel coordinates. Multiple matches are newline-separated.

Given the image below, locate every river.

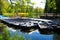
left=0, top=15, right=60, bottom=40
left=9, top=28, right=53, bottom=40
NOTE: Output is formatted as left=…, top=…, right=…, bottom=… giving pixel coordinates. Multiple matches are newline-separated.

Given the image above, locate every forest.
left=0, top=0, right=60, bottom=17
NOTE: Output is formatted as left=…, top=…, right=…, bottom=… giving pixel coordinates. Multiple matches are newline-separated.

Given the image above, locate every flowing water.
left=0, top=15, right=60, bottom=40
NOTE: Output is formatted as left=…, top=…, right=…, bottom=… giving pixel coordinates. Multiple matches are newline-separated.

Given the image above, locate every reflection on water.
left=9, top=28, right=53, bottom=40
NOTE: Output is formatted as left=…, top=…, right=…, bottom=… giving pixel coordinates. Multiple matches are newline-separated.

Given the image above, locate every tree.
left=0, top=0, right=12, bottom=13
left=56, top=0, right=60, bottom=13
left=0, top=0, right=5, bottom=14
left=34, top=8, right=44, bottom=18
left=44, top=0, right=56, bottom=13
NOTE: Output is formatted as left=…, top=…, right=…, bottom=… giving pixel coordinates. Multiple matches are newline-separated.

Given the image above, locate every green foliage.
left=0, top=0, right=4, bottom=14
left=3, top=13, right=16, bottom=17
left=0, top=23, right=26, bottom=40
left=47, top=0, right=56, bottom=10
left=34, top=8, right=44, bottom=18
left=11, top=32, right=25, bottom=40
left=0, top=0, right=44, bottom=18
left=34, top=8, right=44, bottom=13
left=45, top=0, right=56, bottom=13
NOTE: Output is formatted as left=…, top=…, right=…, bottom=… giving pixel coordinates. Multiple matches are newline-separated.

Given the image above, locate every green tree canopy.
left=44, top=0, right=56, bottom=13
